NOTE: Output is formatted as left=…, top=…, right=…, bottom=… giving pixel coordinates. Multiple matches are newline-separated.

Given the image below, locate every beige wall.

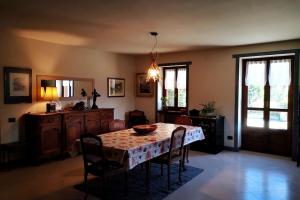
left=0, top=33, right=136, bottom=144
left=135, top=40, right=300, bottom=147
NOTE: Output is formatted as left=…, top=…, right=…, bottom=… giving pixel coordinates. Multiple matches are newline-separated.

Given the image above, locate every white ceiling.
left=0, top=0, right=300, bottom=54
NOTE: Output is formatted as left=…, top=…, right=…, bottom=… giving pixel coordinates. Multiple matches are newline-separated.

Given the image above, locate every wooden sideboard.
left=190, top=115, right=224, bottom=154
left=25, top=108, right=114, bottom=162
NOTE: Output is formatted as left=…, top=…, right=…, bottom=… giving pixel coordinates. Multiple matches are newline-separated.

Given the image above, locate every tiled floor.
left=0, top=150, right=299, bottom=200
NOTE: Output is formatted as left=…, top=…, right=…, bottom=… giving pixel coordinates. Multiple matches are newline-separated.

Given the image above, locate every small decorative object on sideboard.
left=200, top=101, right=216, bottom=115
left=81, top=88, right=87, bottom=97
left=91, top=88, right=101, bottom=109
left=72, top=101, right=85, bottom=111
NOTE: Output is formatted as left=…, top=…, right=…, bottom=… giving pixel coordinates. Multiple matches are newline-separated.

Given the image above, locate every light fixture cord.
left=151, top=35, right=158, bottom=61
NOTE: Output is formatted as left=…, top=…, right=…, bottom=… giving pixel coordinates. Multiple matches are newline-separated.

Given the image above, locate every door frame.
left=233, top=49, right=300, bottom=159
left=241, top=56, right=294, bottom=155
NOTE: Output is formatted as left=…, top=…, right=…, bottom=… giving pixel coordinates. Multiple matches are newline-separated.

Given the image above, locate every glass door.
left=242, top=56, right=294, bottom=156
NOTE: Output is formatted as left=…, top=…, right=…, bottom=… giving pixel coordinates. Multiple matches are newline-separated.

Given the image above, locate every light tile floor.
left=0, top=150, right=299, bottom=200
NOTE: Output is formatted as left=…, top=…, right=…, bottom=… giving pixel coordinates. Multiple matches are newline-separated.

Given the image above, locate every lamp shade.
left=44, top=87, right=58, bottom=101
left=41, top=87, right=45, bottom=98
left=146, top=60, right=160, bottom=82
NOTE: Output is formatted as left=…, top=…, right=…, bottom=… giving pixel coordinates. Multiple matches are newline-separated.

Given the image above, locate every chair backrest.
left=168, top=126, right=186, bottom=160
left=175, top=115, right=193, bottom=126
left=109, top=119, right=125, bottom=132
left=80, top=133, right=105, bottom=168
left=128, top=110, right=148, bottom=127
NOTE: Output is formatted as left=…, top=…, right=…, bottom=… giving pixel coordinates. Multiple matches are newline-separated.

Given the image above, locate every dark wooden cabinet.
left=157, top=110, right=188, bottom=123
left=190, top=115, right=225, bottom=154
left=25, top=109, right=114, bottom=162
left=25, top=113, right=62, bottom=162
left=99, top=108, right=114, bottom=133
left=40, top=124, right=62, bottom=155
left=64, top=113, right=85, bottom=152
left=85, top=111, right=101, bottom=134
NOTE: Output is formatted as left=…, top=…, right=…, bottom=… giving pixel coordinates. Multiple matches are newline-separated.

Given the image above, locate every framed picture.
left=3, top=67, right=32, bottom=104
left=107, top=78, right=125, bottom=97
left=136, top=73, right=154, bottom=97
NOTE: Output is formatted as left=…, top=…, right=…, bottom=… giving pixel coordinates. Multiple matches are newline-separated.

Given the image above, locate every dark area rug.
left=74, top=163, right=204, bottom=200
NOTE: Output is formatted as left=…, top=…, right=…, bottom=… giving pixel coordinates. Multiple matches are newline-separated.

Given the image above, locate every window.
left=243, top=57, right=292, bottom=130
left=162, top=65, right=188, bottom=110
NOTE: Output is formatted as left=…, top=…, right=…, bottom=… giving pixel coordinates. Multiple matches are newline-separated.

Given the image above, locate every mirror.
left=36, top=75, right=94, bottom=101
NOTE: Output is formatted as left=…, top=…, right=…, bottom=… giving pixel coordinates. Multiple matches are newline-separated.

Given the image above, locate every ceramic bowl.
left=132, top=124, right=157, bottom=134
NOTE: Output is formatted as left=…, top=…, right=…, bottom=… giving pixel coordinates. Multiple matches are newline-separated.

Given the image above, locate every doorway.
left=241, top=56, right=294, bottom=156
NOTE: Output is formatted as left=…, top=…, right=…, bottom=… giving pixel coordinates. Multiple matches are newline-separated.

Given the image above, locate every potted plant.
left=200, top=101, right=216, bottom=115
left=161, top=96, right=168, bottom=111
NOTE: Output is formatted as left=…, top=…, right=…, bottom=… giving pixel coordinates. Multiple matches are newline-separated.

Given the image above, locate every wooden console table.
left=189, top=115, right=224, bottom=154
left=25, top=108, right=114, bottom=163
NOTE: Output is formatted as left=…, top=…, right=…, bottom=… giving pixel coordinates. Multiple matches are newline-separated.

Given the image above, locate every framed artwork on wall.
left=107, top=77, right=125, bottom=97
left=136, top=73, right=154, bottom=97
left=3, top=67, right=32, bottom=104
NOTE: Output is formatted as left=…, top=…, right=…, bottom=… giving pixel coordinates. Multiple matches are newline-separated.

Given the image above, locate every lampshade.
left=41, top=87, right=45, bottom=98
left=146, top=32, right=160, bottom=82
left=44, top=87, right=58, bottom=101
left=146, top=57, right=160, bottom=82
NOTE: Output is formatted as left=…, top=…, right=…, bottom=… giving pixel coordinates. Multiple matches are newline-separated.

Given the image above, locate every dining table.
left=74, top=122, right=204, bottom=190
left=94, top=122, right=205, bottom=190
left=98, top=122, right=204, bottom=170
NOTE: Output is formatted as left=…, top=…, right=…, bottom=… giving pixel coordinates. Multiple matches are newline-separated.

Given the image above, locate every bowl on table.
left=132, top=124, right=157, bottom=134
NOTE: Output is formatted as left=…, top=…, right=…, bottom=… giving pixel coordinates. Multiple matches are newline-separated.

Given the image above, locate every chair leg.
left=186, top=145, right=190, bottom=163
left=167, top=164, right=171, bottom=190
left=182, top=147, right=187, bottom=171
left=145, top=161, right=150, bottom=193
left=179, top=160, right=182, bottom=183
left=84, top=172, right=88, bottom=197
left=160, top=164, right=163, bottom=176
left=124, top=172, right=128, bottom=198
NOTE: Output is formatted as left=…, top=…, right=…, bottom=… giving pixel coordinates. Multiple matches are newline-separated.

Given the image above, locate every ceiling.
left=0, top=0, right=300, bottom=54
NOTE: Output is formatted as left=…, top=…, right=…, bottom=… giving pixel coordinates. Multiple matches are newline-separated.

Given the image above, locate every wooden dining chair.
left=128, top=110, right=149, bottom=128
left=80, top=133, right=128, bottom=197
left=151, top=126, right=186, bottom=190
left=109, top=119, right=126, bottom=132
left=175, top=115, right=193, bottom=163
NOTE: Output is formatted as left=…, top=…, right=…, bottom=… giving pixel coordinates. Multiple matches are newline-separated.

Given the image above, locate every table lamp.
left=44, top=86, right=58, bottom=113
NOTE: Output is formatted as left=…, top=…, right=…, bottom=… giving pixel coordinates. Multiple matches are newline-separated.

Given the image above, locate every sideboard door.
left=99, top=109, right=114, bottom=134
left=85, top=111, right=101, bottom=135
left=64, top=113, right=85, bottom=152
left=40, top=124, right=62, bottom=156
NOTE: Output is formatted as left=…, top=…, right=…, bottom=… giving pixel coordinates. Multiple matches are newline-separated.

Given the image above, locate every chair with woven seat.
left=109, top=119, right=126, bottom=132
left=128, top=110, right=149, bottom=128
left=175, top=115, right=192, bottom=164
left=80, top=133, right=128, bottom=197
left=151, top=126, right=186, bottom=190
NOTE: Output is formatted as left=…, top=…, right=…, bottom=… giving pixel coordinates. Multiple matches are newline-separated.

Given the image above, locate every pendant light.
left=146, top=32, right=160, bottom=82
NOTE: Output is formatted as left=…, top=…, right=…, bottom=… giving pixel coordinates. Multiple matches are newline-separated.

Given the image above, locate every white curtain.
left=165, top=69, right=175, bottom=89
left=269, top=59, right=291, bottom=86
left=245, top=61, right=267, bottom=86
left=177, top=68, right=186, bottom=89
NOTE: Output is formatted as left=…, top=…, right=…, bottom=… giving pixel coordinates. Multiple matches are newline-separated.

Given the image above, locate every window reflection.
left=244, top=168, right=289, bottom=200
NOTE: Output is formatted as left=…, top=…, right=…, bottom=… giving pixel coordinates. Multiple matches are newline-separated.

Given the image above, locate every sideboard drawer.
left=99, top=109, right=114, bottom=119
left=40, top=115, right=61, bottom=125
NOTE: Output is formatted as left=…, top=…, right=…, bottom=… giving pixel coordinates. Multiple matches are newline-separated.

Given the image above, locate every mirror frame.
left=36, top=75, right=95, bottom=101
